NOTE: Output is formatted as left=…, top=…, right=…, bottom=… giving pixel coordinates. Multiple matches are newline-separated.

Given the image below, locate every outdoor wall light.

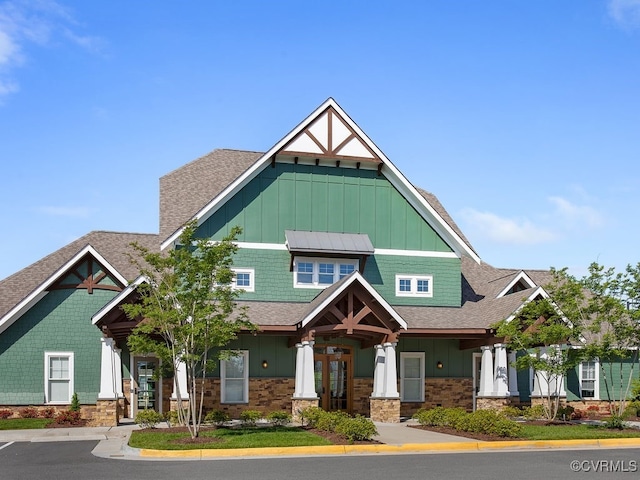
left=436, top=361, right=443, bottom=369
left=262, top=360, right=268, bottom=369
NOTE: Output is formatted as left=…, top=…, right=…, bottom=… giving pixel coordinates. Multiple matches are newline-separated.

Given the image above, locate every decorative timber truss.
left=48, top=254, right=124, bottom=294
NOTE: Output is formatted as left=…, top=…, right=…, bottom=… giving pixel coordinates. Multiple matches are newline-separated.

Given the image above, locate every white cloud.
left=0, top=0, right=104, bottom=102
left=459, top=208, right=557, bottom=245
left=37, top=206, right=91, bottom=218
left=547, top=196, right=604, bottom=228
left=608, top=0, right=640, bottom=28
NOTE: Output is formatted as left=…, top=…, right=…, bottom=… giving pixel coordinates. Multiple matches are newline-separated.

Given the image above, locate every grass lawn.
left=0, top=418, right=52, bottom=430
left=129, top=426, right=333, bottom=450
left=519, top=423, right=640, bottom=441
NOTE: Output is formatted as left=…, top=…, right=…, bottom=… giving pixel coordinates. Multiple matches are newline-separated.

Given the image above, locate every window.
left=294, top=257, right=358, bottom=288
left=45, top=352, right=74, bottom=404
left=395, top=275, right=433, bottom=297
left=231, top=268, right=254, bottom=292
left=400, top=352, right=425, bottom=402
left=580, top=360, right=598, bottom=399
left=221, top=351, right=249, bottom=403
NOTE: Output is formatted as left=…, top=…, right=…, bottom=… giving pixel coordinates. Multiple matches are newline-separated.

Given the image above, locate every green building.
left=0, top=98, right=603, bottom=425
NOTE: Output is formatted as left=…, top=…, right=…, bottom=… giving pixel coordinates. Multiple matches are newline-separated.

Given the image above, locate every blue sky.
left=1, top=0, right=640, bottom=281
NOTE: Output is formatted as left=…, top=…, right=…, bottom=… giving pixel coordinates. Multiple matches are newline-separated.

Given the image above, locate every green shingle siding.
left=197, top=163, right=453, bottom=253
left=0, top=289, right=116, bottom=405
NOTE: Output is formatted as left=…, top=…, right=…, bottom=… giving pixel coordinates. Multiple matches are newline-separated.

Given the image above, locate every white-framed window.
left=231, top=268, right=255, bottom=292
left=221, top=351, right=249, bottom=403
left=293, top=257, right=358, bottom=288
left=395, top=275, right=433, bottom=297
left=400, top=352, right=425, bottom=402
left=580, top=360, right=599, bottom=399
left=44, top=352, right=74, bottom=404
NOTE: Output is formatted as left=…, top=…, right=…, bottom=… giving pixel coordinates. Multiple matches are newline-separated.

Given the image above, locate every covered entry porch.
left=290, top=271, right=407, bottom=422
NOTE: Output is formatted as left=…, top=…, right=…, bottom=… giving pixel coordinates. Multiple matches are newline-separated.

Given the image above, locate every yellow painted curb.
left=138, top=437, right=640, bottom=458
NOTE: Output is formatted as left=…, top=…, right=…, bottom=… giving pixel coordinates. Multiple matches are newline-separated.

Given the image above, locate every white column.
left=493, top=343, right=509, bottom=397
left=293, top=343, right=304, bottom=398
left=508, top=351, right=519, bottom=397
left=478, top=345, right=494, bottom=397
left=171, top=359, right=189, bottom=400
left=114, top=346, right=123, bottom=397
left=382, top=342, right=399, bottom=398
left=98, top=337, right=118, bottom=399
left=372, top=344, right=385, bottom=398
left=300, top=341, right=318, bottom=398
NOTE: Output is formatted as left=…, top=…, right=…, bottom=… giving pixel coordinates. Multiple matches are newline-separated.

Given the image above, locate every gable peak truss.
left=277, top=106, right=381, bottom=166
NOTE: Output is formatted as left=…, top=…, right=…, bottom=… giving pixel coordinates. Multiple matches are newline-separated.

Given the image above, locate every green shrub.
left=0, top=409, right=13, bottom=419
left=501, top=406, right=524, bottom=418
left=316, top=411, right=349, bottom=433
left=625, top=400, right=640, bottom=419
left=557, top=405, right=575, bottom=420
left=205, top=409, right=230, bottom=426
left=413, top=407, right=468, bottom=428
left=456, top=409, right=521, bottom=438
left=335, top=415, right=378, bottom=443
left=240, top=409, right=263, bottom=426
left=54, top=410, right=82, bottom=426
left=18, top=406, right=39, bottom=418
left=266, top=410, right=291, bottom=426
left=135, top=409, right=164, bottom=429
left=70, top=393, right=80, bottom=412
left=605, top=415, right=626, bottom=430
left=522, top=404, right=545, bottom=420
left=300, top=406, right=325, bottom=427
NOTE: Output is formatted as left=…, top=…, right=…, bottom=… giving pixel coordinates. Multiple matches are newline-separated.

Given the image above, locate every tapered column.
left=293, top=343, right=304, bottom=398
left=478, top=346, right=494, bottom=397
left=98, top=337, right=119, bottom=399
left=382, top=342, right=399, bottom=398
left=372, top=344, right=386, bottom=398
left=493, top=343, right=509, bottom=396
left=300, top=341, right=317, bottom=398
left=508, top=351, right=519, bottom=397
left=171, top=359, right=189, bottom=401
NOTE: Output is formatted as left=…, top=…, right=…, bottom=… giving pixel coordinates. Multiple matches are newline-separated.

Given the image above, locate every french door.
left=314, top=346, right=353, bottom=413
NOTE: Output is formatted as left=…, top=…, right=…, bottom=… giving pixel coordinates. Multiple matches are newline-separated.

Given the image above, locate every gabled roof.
left=159, top=98, right=481, bottom=264
left=0, top=231, right=158, bottom=334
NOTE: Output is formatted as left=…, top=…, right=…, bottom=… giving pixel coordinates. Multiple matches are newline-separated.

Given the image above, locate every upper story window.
left=395, top=274, right=433, bottom=297
left=231, top=268, right=255, bottom=292
left=294, top=257, right=358, bottom=288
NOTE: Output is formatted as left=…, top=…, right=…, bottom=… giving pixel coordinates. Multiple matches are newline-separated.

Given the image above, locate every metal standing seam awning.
left=284, top=230, right=375, bottom=272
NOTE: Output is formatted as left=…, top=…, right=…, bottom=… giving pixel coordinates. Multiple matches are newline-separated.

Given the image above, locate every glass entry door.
left=133, top=357, right=159, bottom=414
left=314, top=346, right=352, bottom=413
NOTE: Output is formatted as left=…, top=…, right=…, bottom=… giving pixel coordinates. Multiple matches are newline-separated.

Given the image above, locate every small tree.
left=494, top=268, right=583, bottom=421
left=123, top=220, right=255, bottom=439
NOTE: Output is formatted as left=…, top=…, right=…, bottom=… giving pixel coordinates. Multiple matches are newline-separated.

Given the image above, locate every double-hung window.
left=221, top=351, right=249, bottom=403
left=395, top=275, right=433, bottom=297
left=400, top=352, right=425, bottom=402
left=294, top=257, right=358, bottom=288
left=45, top=352, right=74, bottom=404
left=580, top=360, right=598, bottom=399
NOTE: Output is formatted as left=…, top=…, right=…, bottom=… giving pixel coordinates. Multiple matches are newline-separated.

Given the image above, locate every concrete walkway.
left=2, top=420, right=640, bottom=461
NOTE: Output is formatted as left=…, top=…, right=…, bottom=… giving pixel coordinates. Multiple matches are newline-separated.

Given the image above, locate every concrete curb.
left=137, top=438, right=640, bottom=459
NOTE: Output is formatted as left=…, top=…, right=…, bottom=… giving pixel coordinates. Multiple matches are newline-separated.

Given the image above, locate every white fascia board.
left=504, top=286, right=549, bottom=324
left=0, top=245, right=129, bottom=335
left=160, top=99, right=339, bottom=251
left=300, top=271, right=407, bottom=330
left=160, top=97, right=480, bottom=265
left=92, top=275, right=148, bottom=325
left=496, top=271, right=537, bottom=299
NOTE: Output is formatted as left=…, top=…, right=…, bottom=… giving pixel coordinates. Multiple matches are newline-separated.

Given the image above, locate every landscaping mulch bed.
left=302, top=426, right=382, bottom=445
left=410, top=424, right=510, bottom=442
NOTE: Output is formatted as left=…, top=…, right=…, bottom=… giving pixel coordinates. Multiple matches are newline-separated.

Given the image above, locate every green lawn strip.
left=129, top=426, right=333, bottom=450
left=519, top=423, right=640, bottom=441
left=0, top=418, right=52, bottom=430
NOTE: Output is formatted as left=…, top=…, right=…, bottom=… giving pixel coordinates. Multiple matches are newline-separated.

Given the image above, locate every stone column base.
left=291, top=398, right=319, bottom=423
left=91, top=398, right=121, bottom=427
left=370, top=397, right=400, bottom=423
left=475, top=397, right=511, bottom=410
left=170, top=398, right=189, bottom=413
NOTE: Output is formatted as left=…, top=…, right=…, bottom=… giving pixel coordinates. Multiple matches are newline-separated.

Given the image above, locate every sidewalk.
left=3, top=420, right=640, bottom=461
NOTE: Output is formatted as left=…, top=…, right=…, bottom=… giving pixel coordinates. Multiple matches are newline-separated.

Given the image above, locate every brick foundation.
left=291, top=398, right=320, bottom=422
left=400, top=377, right=474, bottom=417
left=475, top=397, right=512, bottom=410
left=370, top=398, right=400, bottom=423
left=353, top=378, right=373, bottom=416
